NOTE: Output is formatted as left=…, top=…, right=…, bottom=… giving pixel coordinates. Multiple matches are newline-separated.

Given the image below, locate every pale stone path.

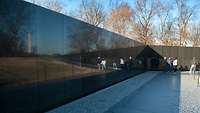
left=179, top=73, right=200, bottom=113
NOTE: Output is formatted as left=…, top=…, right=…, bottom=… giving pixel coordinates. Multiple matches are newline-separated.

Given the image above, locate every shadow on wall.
left=70, top=45, right=200, bottom=71
left=67, top=45, right=164, bottom=71
left=136, top=46, right=163, bottom=70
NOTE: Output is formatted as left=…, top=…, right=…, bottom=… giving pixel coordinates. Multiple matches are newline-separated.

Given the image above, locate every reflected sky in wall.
left=0, top=0, right=139, bottom=56
left=32, top=5, right=65, bottom=55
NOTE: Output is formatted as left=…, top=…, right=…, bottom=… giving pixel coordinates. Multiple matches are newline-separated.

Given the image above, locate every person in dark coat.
left=97, top=57, right=101, bottom=70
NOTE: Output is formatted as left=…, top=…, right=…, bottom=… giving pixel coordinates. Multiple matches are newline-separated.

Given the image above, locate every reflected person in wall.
left=197, top=75, right=200, bottom=87
left=120, top=58, right=125, bottom=70
left=164, top=57, right=168, bottom=72
left=127, top=56, right=133, bottom=70
left=112, top=59, right=118, bottom=70
left=190, top=57, right=196, bottom=75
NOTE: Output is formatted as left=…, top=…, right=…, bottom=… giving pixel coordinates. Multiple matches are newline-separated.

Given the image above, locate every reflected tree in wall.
left=111, top=35, right=133, bottom=49
left=69, top=23, right=113, bottom=53
left=0, top=1, right=30, bottom=56
left=95, top=31, right=107, bottom=50
left=69, top=25, right=99, bottom=53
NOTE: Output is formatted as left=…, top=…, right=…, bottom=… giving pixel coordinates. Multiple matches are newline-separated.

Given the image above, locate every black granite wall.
left=0, top=0, right=145, bottom=113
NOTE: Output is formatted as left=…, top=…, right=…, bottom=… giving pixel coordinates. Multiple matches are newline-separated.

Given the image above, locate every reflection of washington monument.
left=27, top=32, right=32, bottom=53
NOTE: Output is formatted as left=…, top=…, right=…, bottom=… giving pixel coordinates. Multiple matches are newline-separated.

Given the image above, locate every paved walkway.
left=105, top=72, right=180, bottom=113
left=46, top=71, right=160, bottom=113
left=46, top=71, right=200, bottom=113
left=179, top=72, right=200, bottom=113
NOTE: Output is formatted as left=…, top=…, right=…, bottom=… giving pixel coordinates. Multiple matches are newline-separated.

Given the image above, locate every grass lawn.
left=0, top=57, right=99, bottom=87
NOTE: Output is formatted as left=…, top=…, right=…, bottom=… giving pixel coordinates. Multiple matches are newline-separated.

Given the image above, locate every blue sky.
left=60, top=0, right=135, bottom=11
left=24, top=0, right=200, bottom=19
left=24, top=0, right=135, bottom=12
left=22, top=0, right=200, bottom=54
left=45, top=0, right=198, bottom=10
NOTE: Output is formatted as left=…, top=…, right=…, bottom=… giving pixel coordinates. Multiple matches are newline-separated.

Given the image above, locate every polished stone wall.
left=0, top=0, right=145, bottom=113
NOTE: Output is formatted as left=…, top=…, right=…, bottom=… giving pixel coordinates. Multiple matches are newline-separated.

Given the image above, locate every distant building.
left=27, top=32, right=32, bottom=54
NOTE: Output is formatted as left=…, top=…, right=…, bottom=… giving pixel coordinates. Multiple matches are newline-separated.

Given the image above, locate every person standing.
left=101, top=58, right=106, bottom=70
left=97, top=57, right=101, bottom=70
left=173, top=58, right=178, bottom=72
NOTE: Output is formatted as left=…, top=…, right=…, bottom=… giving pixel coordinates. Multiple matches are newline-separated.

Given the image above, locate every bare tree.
left=79, top=0, right=106, bottom=26
left=156, top=2, right=177, bottom=46
left=27, top=0, right=65, bottom=13
left=189, top=23, right=200, bottom=47
left=105, top=2, right=133, bottom=36
left=132, top=0, right=161, bottom=45
left=157, top=2, right=171, bottom=38
left=175, top=0, right=198, bottom=46
left=44, top=0, right=64, bottom=13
